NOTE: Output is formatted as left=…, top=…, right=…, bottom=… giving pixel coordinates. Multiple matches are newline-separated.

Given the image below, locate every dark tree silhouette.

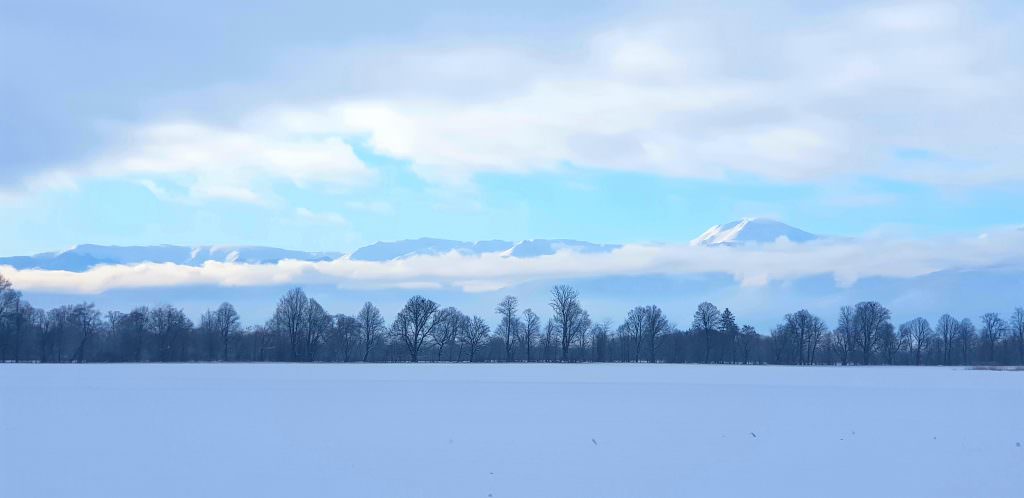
left=692, top=302, right=721, bottom=363
left=392, top=295, right=440, bottom=362
left=550, top=285, right=585, bottom=362
left=1, top=272, right=1022, bottom=367
left=358, top=302, right=386, bottom=362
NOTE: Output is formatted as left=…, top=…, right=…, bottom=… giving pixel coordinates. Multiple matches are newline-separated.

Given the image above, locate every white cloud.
left=253, top=2, right=1021, bottom=186
left=5, top=229, right=1024, bottom=294
left=6, top=1, right=1022, bottom=198
left=29, top=122, right=376, bottom=204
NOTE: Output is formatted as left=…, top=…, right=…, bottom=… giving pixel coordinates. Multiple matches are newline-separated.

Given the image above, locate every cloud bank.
left=5, top=230, right=1023, bottom=295
left=5, top=1, right=1023, bottom=201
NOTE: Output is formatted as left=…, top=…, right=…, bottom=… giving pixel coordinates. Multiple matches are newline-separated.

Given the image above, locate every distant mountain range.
left=0, top=245, right=342, bottom=272
left=350, top=238, right=621, bottom=261
left=5, top=219, right=1022, bottom=333
left=0, top=218, right=814, bottom=271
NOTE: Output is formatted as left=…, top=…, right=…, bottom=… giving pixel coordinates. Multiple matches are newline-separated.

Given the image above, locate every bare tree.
left=214, top=303, right=240, bottom=361
left=68, top=303, right=99, bottom=363
left=263, top=290, right=331, bottom=362
left=105, top=307, right=145, bottom=362
left=150, top=305, right=192, bottom=362
left=770, top=324, right=791, bottom=364
left=691, top=302, right=721, bottom=363
left=833, top=306, right=856, bottom=365
left=357, top=302, right=385, bottom=362
left=644, top=305, right=669, bottom=363
left=784, top=309, right=826, bottom=364
left=805, top=314, right=827, bottom=365
left=903, top=317, right=932, bottom=365
left=590, top=320, right=611, bottom=362
left=458, top=315, right=489, bottom=362
left=958, top=318, right=975, bottom=365
left=252, top=325, right=275, bottom=362
left=201, top=303, right=240, bottom=361
left=270, top=288, right=310, bottom=361
left=878, top=322, right=904, bottom=365
left=0, top=274, right=11, bottom=304
left=198, top=309, right=219, bottom=360
left=431, top=307, right=462, bottom=361
left=9, top=295, right=30, bottom=363
left=978, top=312, right=1006, bottom=364
left=1012, top=308, right=1024, bottom=365
left=853, top=301, right=891, bottom=365
left=574, top=311, right=592, bottom=361
left=542, top=319, right=556, bottom=362
left=936, top=314, right=958, bottom=365
left=738, top=325, right=757, bottom=364
left=301, top=299, right=332, bottom=362
left=332, top=314, right=360, bottom=362
left=550, top=285, right=585, bottom=362
left=620, top=306, right=646, bottom=362
left=392, top=295, right=440, bottom=362
left=520, top=309, right=540, bottom=362
left=495, top=295, right=520, bottom=362
left=0, top=276, right=24, bottom=362
left=42, top=306, right=72, bottom=363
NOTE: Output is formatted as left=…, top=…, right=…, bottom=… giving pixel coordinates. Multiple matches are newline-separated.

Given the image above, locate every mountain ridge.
left=0, top=244, right=342, bottom=272
left=1, top=219, right=818, bottom=271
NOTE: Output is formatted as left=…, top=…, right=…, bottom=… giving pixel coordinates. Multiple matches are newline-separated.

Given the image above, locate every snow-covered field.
left=1, top=364, right=1022, bottom=498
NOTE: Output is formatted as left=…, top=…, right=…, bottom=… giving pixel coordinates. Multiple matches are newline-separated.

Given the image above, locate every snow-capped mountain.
left=349, top=239, right=514, bottom=261
left=1, top=239, right=623, bottom=270
left=1, top=219, right=822, bottom=271
left=2, top=218, right=815, bottom=272
left=690, top=218, right=819, bottom=246
left=5, top=220, right=1024, bottom=333
left=504, top=239, right=619, bottom=258
left=0, top=244, right=341, bottom=271
left=349, top=238, right=619, bottom=261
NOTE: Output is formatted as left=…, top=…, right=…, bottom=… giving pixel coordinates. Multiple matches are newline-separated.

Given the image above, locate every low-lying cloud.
left=5, top=230, right=1023, bottom=295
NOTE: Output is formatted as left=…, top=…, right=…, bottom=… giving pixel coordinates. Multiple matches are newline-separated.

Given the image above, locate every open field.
left=1, top=364, right=1022, bottom=497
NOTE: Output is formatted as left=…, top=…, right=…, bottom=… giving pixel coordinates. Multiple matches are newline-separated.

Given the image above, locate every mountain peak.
left=691, top=218, right=818, bottom=246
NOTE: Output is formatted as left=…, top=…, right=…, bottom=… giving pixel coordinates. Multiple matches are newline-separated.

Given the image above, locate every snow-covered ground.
left=1, top=364, right=1022, bottom=498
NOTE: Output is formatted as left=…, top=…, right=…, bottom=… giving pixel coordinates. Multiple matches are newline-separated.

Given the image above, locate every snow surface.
left=1, top=364, right=1022, bottom=498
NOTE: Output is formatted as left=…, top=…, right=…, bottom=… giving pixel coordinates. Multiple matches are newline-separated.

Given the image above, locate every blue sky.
left=3, top=0, right=1023, bottom=256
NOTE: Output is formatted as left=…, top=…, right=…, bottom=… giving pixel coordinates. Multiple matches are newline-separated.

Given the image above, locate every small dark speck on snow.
left=750, top=432, right=757, bottom=438
left=592, top=438, right=598, bottom=445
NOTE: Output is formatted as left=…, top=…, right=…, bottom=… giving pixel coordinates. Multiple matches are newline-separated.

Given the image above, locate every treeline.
left=1, top=275, right=1023, bottom=365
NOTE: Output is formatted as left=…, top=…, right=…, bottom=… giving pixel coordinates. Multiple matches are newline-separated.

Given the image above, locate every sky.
left=2, top=0, right=1023, bottom=257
